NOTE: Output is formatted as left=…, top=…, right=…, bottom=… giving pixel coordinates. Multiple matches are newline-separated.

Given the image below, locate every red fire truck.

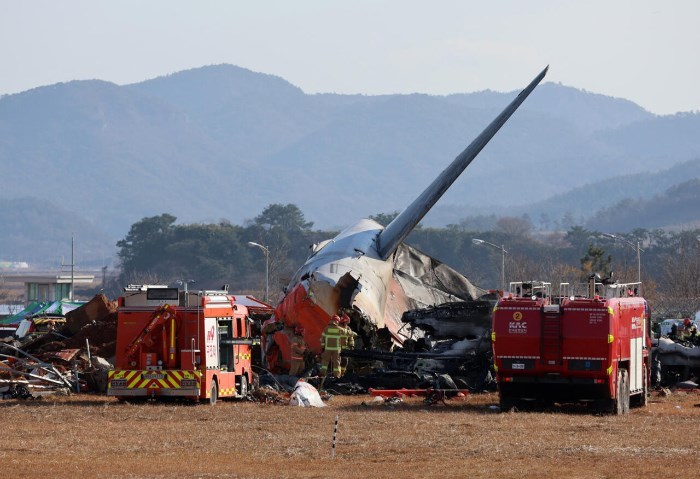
left=492, top=278, right=650, bottom=414
left=107, top=285, right=272, bottom=404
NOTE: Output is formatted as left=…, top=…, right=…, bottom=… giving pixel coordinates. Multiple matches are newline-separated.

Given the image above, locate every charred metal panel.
left=401, top=298, right=495, bottom=341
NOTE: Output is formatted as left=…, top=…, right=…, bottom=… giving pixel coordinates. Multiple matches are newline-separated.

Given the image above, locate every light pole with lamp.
left=472, top=238, right=508, bottom=291
left=600, top=233, right=643, bottom=283
left=248, top=242, right=269, bottom=303
left=176, top=279, right=196, bottom=306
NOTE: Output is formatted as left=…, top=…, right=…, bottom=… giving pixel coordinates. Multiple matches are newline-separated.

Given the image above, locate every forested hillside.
left=2, top=64, right=699, bottom=266
left=104, top=204, right=700, bottom=302
left=585, top=178, right=700, bottom=231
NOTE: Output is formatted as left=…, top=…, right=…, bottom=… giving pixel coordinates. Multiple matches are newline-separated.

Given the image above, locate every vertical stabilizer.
left=377, top=66, right=548, bottom=260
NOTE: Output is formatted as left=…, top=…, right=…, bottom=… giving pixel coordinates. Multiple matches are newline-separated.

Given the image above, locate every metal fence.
left=648, top=296, right=700, bottom=321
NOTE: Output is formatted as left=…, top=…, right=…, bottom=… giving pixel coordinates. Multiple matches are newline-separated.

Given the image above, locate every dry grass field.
left=2, top=390, right=700, bottom=479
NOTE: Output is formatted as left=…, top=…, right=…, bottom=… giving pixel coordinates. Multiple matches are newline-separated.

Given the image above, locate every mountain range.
left=1, top=64, right=698, bottom=265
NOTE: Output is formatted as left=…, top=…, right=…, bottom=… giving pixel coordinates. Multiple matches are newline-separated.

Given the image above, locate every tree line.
left=111, top=204, right=700, bottom=304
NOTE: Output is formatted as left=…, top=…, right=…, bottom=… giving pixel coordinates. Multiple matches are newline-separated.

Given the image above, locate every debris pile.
left=653, top=334, right=700, bottom=389
left=2, top=290, right=499, bottom=402
left=253, top=295, right=499, bottom=402
left=341, top=295, right=498, bottom=393
left=251, top=386, right=290, bottom=404
left=0, top=294, right=118, bottom=399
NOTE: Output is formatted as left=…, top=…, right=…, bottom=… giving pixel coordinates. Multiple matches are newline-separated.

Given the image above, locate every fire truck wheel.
left=238, top=375, right=248, bottom=397
left=207, top=380, right=218, bottom=406
left=640, top=365, right=648, bottom=407
left=622, top=369, right=630, bottom=414
left=499, top=393, right=517, bottom=412
left=613, top=369, right=630, bottom=415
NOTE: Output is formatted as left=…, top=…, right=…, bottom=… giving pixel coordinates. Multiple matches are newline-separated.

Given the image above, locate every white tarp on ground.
left=289, top=380, right=325, bottom=407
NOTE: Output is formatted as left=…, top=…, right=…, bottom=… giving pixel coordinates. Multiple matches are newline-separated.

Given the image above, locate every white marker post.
left=331, top=415, right=338, bottom=460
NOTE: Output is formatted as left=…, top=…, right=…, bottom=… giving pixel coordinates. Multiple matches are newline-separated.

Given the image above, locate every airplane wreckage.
left=262, top=66, right=549, bottom=391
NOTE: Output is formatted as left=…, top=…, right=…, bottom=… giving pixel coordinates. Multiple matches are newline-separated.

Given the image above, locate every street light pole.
left=248, top=242, right=269, bottom=302
left=472, top=238, right=508, bottom=291
left=601, top=233, right=643, bottom=283
left=177, top=279, right=195, bottom=306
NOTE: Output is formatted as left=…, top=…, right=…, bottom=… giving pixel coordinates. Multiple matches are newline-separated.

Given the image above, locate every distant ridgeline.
left=0, top=64, right=699, bottom=265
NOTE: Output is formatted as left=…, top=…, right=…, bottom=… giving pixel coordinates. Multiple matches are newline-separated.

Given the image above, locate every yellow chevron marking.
left=112, top=370, right=203, bottom=389
left=137, top=378, right=151, bottom=388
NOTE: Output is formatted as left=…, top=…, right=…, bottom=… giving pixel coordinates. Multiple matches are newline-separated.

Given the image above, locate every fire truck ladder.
left=540, top=304, right=562, bottom=366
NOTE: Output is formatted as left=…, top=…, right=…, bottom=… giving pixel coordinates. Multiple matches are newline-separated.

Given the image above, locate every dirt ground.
left=3, top=390, right=700, bottom=479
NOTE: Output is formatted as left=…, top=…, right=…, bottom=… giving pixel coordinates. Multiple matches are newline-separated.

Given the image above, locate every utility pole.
left=61, top=235, right=75, bottom=300
left=101, top=265, right=107, bottom=292
left=71, top=235, right=74, bottom=300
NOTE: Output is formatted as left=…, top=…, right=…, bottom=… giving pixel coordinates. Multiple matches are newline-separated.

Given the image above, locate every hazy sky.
left=1, top=1, right=698, bottom=115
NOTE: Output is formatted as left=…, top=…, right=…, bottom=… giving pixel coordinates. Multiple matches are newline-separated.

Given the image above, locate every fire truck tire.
left=622, top=369, right=630, bottom=414
left=499, top=393, right=517, bottom=412
left=640, top=365, right=648, bottom=407
left=613, top=369, right=630, bottom=415
left=206, top=380, right=218, bottom=406
left=238, top=375, right=248, bottom=397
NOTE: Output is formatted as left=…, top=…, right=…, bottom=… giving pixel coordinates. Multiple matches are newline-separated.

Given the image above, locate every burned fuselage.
left=263, top=221, right=486, bottom=371
left=401, top=296, right=498, bottom=344
left=262, top=67, right=549, bottom=373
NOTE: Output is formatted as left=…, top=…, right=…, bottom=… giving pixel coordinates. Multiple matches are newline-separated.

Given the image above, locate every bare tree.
left=496, top=216, right=533, bottom=237
left=508, top=254, right=580, bottom=292
left=121, top=271, right=168, bottom=288
left=660, top=235, right=700, bottom=297
left=0, top=277, right=23, bottom=314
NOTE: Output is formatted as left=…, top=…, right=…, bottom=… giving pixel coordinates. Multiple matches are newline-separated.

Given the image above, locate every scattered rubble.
left=0, top=294, right=117, bottom=399
left=251, top=386, right=290, bottom=404
left=652, top=332, right=700, bottom=389
left=252, top=296, right=498, bottom=404
left=338, top=296, right=498, bottom=393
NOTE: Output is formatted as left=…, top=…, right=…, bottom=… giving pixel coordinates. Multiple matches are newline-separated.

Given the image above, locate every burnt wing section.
left=392, top=243, right=486, bottom=307
left=401, top=297, right=497, bottom=341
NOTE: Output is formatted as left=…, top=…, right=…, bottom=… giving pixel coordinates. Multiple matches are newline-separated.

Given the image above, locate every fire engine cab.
left=107, top=285, right=272, bottom=404
left=492, top=277, right=650, bottom=414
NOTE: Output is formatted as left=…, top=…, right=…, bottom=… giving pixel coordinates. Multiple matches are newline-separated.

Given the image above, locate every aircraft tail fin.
left=376, top=66, right=548, bottom=260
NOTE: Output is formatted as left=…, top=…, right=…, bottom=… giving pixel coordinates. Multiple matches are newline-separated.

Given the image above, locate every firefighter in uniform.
left=319, top=315, right=342, bottom=379
left=338, top=313, right=356, bottom=376
left=289, top=326, right=307, bottom=376
left=681, top=318, right=698, bottom=343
